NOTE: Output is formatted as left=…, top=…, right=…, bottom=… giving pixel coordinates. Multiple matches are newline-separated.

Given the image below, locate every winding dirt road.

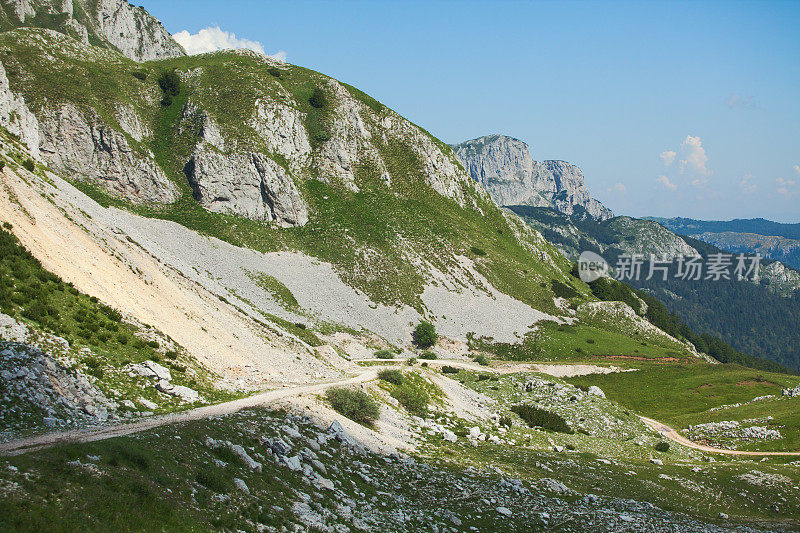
left=3, top=362, right=799, bottom=459
left=0, top=369, right=378, bottom=457
left=639, top=416, right=800, bottom=456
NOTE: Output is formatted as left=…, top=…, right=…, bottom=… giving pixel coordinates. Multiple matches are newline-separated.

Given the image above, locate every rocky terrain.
left=0, top=0, right=185, bottom=61
left=0, top=2, right=799, bottom=531
left=452, top=134, right=613, bottom=220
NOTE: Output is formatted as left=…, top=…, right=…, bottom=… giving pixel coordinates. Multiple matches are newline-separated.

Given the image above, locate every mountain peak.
left=451, top=134, right=613, bottom=221
left=0, top=0, right=185, bottom=61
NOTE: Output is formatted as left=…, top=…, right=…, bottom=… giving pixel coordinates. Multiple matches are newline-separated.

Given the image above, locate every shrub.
left=655, top=441, right=670, bottom=452
left=22, top=159, right=35, bottom=172
left=117, top=333, right=128, bottom=345
left=477, top=373, right=492, bottom=381
left=585, top=339, right=595, bottom=344
left=0, top=160, right=5, bottom=171
left=551, top=280, right=579, bottom=299
left=406, top=357, right=417, bottom=366
left=473, top=354, right=489, bottom=366
left=392, top=383, right=429, bottom=416
left=158, top=70, right=180, bottom=96
left=378, top=369, right=404, bottom=385
left=267, top=67, right=282, bottom=78
left=309, top=87, right=327, bottom=108
left=146, top=340, right=160, bottom=349
left=470, top=246, right=487, bottom=256
left=294, top=322, right=307, bottom=330
left=441, top=365, right=459, bottom=374
left=412, top=321, right=438, bottom=349
left=374, top=349, right=394, bottom=359
left=131, top=69, right=147, bottom=81
left=326, top=387, right=379, bottom=425
left=164, top=350, right=179, bottom=360
left=511, top=404, right=573, bottom=434
left=499, top=415, right=512, bottom=427
left=420, top=350, right=437, bottom=360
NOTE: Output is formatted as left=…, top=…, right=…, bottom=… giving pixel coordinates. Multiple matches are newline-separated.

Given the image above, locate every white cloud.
left=725, top=93, right=755, bottom=109
left=678, top=135, right=710, bottom=178
left=607, top=182, right=627, bottom=194
left=739, top=174, right=758, bottom=194
left=777, top=177, right=796, bottom=199
left=793, top=164, right=800, bottom=176
left=656, top=175, right=677, bottom=191
left=173, top=26, right=286, bottom=61
left=659, top=150, right=676, bottom=167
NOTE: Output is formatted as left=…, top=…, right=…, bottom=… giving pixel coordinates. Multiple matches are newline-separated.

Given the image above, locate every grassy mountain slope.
left=0, top=28, right=578, bottom=315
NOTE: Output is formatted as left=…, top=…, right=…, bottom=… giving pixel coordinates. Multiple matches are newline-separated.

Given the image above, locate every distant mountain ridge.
left=651, top=217, right=800, bottom=270
left=452, top=134, right=613, bottom=221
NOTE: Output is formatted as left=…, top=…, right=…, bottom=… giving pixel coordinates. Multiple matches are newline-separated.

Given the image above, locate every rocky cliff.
left=452, top=134, right=613, bottom=221
left=0, top=0, right=185, bottom=61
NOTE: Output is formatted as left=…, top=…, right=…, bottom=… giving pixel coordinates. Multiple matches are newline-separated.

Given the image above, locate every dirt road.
left=639, top=416, right=800, bottom=456
left=0, top=369, right=378, bottom=457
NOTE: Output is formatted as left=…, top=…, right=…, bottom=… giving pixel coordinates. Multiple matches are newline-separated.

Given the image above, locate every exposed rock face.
left=0, top=60, right=40, bottom=158
left=0, top=0, right=185, bottom=61
left=185, top=145, right=309, bottom=227
left=38, top=103, right=178, bottom=204
left=452, top=135, right=613, bottom=220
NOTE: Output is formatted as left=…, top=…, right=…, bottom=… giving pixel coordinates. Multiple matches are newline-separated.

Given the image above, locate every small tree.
left=309, top=87, right=327, bottom=108
left=412, top=321, right=438, bottom=349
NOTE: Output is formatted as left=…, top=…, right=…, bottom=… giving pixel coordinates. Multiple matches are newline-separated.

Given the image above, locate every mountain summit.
left=452, top=134, right=613, bottom=221
left=0, top=0, right=184, bottom=61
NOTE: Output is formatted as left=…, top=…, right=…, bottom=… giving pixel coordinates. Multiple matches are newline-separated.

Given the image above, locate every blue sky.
left=141, top=0, right=800, bottom=222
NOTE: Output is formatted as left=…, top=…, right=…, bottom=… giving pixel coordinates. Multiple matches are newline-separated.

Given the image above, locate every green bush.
left=146, top=340, right=160, bottom=349
left=22, top=159, right=35, bottom=172
left=131, top=69, right=147, bottom=81
left=0, top=160, right=5, bottom=171
left=420, top=350, right=437, bottom=360
left=412, top=321, right=438, bottom=349
left=473, top=354, right=489, bottom=366
left=499, top=415, right=512, bottom=427
left=511, top=404, right=573, bottom=434
left=655, top=441, right=670, bottom=452
left=309, top=87, right=327, bottom=108
left=470, top=246, right=487, bottom=256
left=267, top=67, right=282, bottom=78
left=374, top=349, right=394, bottom=359
left=441, top=365, right=459, bottom=374
left=164, top=350, right=179, bottom=360
left=392, top=383, right=429, bottom=416
left=378, top=369, right=404, bottom=385
left=551, top=280, right=579, bottom=299
left=326, top=387, right=379, bottom=425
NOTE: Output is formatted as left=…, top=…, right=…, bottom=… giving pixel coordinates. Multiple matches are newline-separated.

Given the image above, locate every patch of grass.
left=249, top=272, right=299, bottom=310
left=568, top=362, right=800, bottom=451
left=326, top=387, right=379, bottom=426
